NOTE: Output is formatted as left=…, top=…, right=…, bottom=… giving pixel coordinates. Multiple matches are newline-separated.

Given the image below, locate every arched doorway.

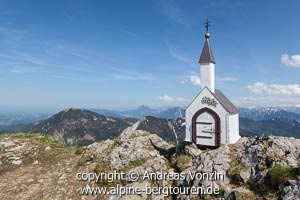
left=192, top=108, right=221, bottom=147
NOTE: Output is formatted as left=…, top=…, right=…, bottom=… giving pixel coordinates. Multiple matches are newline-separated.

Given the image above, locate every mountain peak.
left=29, top=108, right=136, bottom=146
left=136, top=105, right=153, bottom=111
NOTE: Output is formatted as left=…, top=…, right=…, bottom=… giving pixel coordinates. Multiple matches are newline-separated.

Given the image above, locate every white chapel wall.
left=228, top=113, right=240, bottom=144
left=185, top=87, right=229, bottom=143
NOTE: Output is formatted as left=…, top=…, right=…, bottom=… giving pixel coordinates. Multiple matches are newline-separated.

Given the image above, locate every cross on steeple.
left=205, top=19, right=210, bottom=33
left=199, top=19, right=215, bottom=64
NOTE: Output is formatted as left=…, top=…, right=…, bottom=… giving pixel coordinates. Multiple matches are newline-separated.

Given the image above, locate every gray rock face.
left=85, top=121, right=174, bottom=200
left=176, top=144, right=231, bottom=200
left=184, top=143, right=202, bottom=159
left=2, top=124, right=300, bottom=200
left=280, top=180, right=300, bottom=200
left=88, top=127, right=300, bottom=200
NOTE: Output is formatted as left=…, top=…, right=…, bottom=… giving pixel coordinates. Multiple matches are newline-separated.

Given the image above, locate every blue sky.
left=0, top=0, right=300, bottom=112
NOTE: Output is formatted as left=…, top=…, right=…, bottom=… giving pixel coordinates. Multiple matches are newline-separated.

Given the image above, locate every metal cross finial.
left=205, top=19, right=210, bottom=33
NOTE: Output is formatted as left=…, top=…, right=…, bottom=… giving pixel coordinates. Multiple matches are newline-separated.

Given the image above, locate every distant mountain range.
left=91, top=105, right=300, bottom=121
left=26, top=108, right=300, bottom=147
left=1, top=106, right=300, bottom=146
left=91, top=105, right=185, bottom=119
left=239, top=107, right=300, bottom=121
left=279, top=106, right=300, bottom=115
left=1, top=106, right=299, bottom=124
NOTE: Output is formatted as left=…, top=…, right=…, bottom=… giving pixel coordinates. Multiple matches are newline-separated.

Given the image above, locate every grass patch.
left=74, top=147, right=83, bottom=155
left=0, top=165, right=6, bottom=173
left=77, top=154, right=93, bottom=166
left=130, top=158, right=146, bottom=167
left=93, top=158, right=119, bottom=186
left=116, top=158, right=147, bottom=174
left=35, top=134, right=64, bottom=148
left=252, top=165, right=300, bottom=198
left=228, top=145, right=244, bottom=185
left=174, top=154, right=192, bottom=172
left=0, top=133, right=63, bottom=148
left=113, top=137, right=122, bottom=146
left=266, top=165, right=299, bottom=189
left=94, top=158, right=110, bottom=173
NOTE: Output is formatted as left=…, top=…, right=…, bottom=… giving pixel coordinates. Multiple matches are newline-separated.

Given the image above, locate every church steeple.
left=199, top=19, right=215, bottom=64
left=199, top=19, right=215, bottom=93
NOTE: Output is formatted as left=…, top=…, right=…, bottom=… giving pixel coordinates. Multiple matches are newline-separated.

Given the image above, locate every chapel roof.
left=199, top=38, right=215, bottom=64
left=214, top=89, right=239, bottom=114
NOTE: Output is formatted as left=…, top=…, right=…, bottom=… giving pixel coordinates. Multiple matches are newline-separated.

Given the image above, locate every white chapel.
left=185, top=20, right=240, bottom=147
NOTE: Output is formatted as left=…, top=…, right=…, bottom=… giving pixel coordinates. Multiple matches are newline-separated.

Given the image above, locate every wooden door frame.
left=192, top=107, right=221, bottom=147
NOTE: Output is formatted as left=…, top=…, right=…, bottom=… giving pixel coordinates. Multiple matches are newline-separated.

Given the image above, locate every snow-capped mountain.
left=239, top=107, right=300, bottom=121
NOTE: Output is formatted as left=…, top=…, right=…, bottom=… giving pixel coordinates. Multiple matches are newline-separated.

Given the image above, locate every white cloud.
left=181, top=75, right=201, bottom=86
left=248, top=82, right=300, bottom=96
left=280, top=54, right=300, bottom=68
left=158, top=95, right=189, bottom=103
left=217, top=77, right=239, bottom=81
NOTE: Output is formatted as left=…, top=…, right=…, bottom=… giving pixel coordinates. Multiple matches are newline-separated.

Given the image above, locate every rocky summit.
left=1, top=122, right=300, bottom=199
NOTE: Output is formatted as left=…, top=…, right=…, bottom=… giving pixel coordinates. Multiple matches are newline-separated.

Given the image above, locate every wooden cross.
left=205, top=19, right=210, bottom=33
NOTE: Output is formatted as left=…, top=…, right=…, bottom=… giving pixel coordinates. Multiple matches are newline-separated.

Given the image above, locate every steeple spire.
left=199, top=19, right=215, bottom=64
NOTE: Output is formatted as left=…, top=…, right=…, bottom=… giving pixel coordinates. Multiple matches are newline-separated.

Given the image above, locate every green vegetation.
left=74, top=147, right=83, bottom=155
left=266, top=165, right=299, bottom=189
left=113, top=136, right=122, bottom=146
left=35, top=134, right=64, bottom=148
left=93, top=158, right=119, bottom=187
left=93, top=158, right=110, bottom=173
left=235, top=191, right=258, bottom=200
left=115, top=158, right=147, bottom=175
left=251, top=165, right=300, bottom=198
left=174, top=154, right=192, bottom=172
left=130, top=158, right=146, bottom=167
left=0, top=165, right=5, bottom=173
left=228, top=146, right=244, bottom=185
left=77, top=154, right=93, bottom=166
left=0, top=133, right=63, bottom=148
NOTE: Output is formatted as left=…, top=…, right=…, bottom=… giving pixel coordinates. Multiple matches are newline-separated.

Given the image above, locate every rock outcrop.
left=84, top=121, right=174, bottom=200
left=1, top=123, right=300, bottom=200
